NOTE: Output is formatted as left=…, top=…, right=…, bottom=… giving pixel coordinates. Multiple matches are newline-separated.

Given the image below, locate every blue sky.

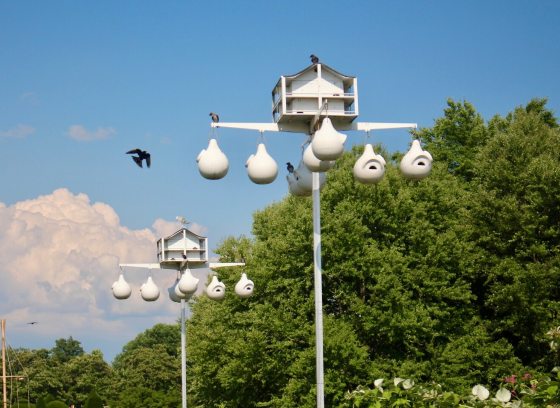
left=1, top=1, right=559, bottom=362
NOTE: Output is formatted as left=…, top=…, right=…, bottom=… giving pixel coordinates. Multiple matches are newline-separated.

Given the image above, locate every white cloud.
left=0, top=189, right=210, bottom=361
left=67, top=125, right=115, bottom=141
left=19, top=92, right=39, bottom=106
left=0, top=124, right=35, bottom=139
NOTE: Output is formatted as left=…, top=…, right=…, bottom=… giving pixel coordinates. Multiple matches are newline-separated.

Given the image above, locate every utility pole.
left=2, top=319, right=6, bottom=408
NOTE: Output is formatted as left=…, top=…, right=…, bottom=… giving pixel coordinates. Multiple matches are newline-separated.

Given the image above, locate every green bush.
left=342, top=368, right=560, bottom=407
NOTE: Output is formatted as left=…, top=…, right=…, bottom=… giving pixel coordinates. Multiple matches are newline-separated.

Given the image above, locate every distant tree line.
left=4, top=98, right=560, bottom=407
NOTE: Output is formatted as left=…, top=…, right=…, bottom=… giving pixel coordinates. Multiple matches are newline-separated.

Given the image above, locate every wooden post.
left=2, top=319, right=6, bottom=408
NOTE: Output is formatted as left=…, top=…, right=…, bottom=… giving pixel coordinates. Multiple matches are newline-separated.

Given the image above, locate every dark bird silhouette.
left=27, top=321, right=38, bottom=325
left=310, top=54, right=319, bottom=64
left=286, top=162, right=294, bottom=173
left=209, top=112, right=220, bottom=123
left=182, top=254, right=187, bottom=259
left=126, top=149, right=151, bottom=168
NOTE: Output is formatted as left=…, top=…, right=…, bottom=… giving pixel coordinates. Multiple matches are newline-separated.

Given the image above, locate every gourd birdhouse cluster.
left=113, top=227, right=253, bottom=302
left=197, top=61, right=432, bottom=194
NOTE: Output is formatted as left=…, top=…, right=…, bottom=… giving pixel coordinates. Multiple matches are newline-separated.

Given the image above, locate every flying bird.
left=286, top=162, right=294, bottom=173
left=310, top=54, right=319, bottom=64
left=209, top=112, right=220, bottom=123
left=126, top=149, right=151, bottom=168
left=27, top=321, right=38, bottom=325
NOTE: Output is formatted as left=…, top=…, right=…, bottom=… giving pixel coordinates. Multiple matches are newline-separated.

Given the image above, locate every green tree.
left=469, top=99, right=560, bottom=368
left=111, top=326, right=182, bottom=406
left=84, top=390, right=104, bottom=408
left=61, top=350, right=113, bottom=404
left=50, top=337, right=84, bottom=363
left=415, top=98, right=489, bottom=181
left=214, top=234, right=254, bottom=262
left=45, top=402, right=67, bottom=408
left=115, top=323, right=180, bottom=359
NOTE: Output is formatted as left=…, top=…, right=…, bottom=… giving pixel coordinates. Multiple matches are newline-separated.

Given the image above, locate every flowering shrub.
left=342, top=369, right=560, bottom=407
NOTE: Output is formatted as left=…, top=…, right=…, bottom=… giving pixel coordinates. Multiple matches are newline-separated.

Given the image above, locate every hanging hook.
left=208, top=126, right=217, bottom=141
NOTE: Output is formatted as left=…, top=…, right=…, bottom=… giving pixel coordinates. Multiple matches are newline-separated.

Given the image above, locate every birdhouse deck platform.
left=157, top=227, right=208, bottom=267
left=272, top=63, right=358, bottom=129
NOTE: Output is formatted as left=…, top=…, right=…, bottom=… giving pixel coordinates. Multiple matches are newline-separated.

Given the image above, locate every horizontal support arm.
left=209, top=262, right=245, bottom=269
left=348, top=122, right=418, bottom=132
left=211, top=122, right=280, bottom=132
left=119, top=263, right=161, bottom=269
left=119, top=262, right=245, bottom=270
left=211, top=121, right=417, bottom=135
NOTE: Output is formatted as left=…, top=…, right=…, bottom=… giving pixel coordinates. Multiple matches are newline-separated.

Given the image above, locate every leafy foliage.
left=5, top=98, right=560, bottom=408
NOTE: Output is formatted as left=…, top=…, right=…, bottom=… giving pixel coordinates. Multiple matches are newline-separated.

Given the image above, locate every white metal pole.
left=312, top=171, right=325, bottom=408
left=181, top=298, right=187, bottom=408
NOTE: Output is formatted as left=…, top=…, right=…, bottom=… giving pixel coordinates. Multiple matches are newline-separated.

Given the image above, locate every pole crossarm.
left=209, top=262, right=245, bottom=269
left=119, top=262, right=244, bottom=269
left=211, top=122, right=280, bottom=132
left=347, top=122, right=417, bottom=132
left=211, top=121, right=417, bottom=134
left=119, top=263, right=162, bottom=269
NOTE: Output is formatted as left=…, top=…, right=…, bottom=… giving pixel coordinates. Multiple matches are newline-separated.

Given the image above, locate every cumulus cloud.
left=0, top=189, right=209, bottom=360
left=67, top=125, right=115, bottom=141
left=19, top=92, right=39, bottom=106
left=0, top=124, right=35, bottom=139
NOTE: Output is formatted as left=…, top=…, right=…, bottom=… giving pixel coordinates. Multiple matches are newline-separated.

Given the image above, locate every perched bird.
left=126, top=149, right=151, bottom=168
left=286, top=162, right=294, bottom=173
left=209, top=112, right=220, bottom=123
left=310, top=54, right=319, bottom=64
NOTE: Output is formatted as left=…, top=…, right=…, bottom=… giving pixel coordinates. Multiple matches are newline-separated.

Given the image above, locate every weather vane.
left=176, top=216, right=190, bottom=227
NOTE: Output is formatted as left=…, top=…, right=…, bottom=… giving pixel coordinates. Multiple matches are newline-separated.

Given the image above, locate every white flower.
left=471, top=384, right=490, bottom=400
left=495, top=388, right=511, bottom=403
left=394, top=377, right=405, bottom=386
left=402, top=379, right=414, bottom=390
left=374, top=378, right=384, bottom=389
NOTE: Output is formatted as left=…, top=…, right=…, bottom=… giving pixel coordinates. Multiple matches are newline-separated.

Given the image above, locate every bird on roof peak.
left=310, top=54, right=319, bottom=64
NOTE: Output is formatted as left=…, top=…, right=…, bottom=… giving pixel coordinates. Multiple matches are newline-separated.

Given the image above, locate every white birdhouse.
left=245, top=143, right=278, bottom=184
left=157, top=228, right=208, bottom=268
left=272, top=63, right=359, bottom=131
left=353, top=144, right=386, bottom=184
left=197, top=138, right=229, bottom=180
left=400, top=139, right=433, bottom=180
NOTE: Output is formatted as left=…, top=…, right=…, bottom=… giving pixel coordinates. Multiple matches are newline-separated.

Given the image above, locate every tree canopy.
left=5, top=98, right=559, bottom=408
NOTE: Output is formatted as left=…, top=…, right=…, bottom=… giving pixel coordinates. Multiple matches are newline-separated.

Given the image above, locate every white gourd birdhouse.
left=197, top=138, right=229, bottom=180
left=140, top=276, right=160, bottom=301
left=168, top=279, right=192, bottom=303
left=112, top=274, right=132, bottom=300
left=177, top=268, right=199, bottom=294
left=353, top=144, right=386, bottom=184
left=311, top=117, right=347, bottom=161
left=234, top=273, right=254, bottom=298
left=303, top=143, right=335, bottom=172
left=206, top=275, right=226, bottom=301
left=400, top=139, right=433, bottom=180
left=287, top=160, right=326, bottom=196
left=157, top=228, right=208, bottom=269
left=245, top=143, right=278, bottom=184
